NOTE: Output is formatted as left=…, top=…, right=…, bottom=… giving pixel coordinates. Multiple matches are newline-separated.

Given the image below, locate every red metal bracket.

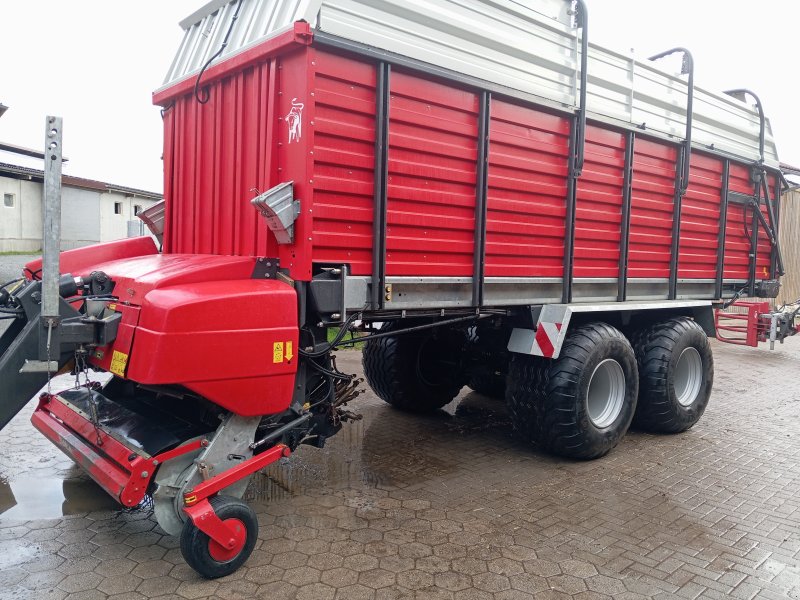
left=715, top=301, right=771, bottom=347
left=122, top=438, right=208, bottom=507
left=181, top=444, right=290, bottom=551
left=183, top=444, right=291, bottom=507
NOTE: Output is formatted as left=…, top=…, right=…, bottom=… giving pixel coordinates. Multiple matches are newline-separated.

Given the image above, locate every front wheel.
left=362, top=321, right=467, bottom=412
left=632, top=317, right=713, bottom=433
left=506, top=322, right=638, bottom=460
left=180, top=495, right=258, bottom=579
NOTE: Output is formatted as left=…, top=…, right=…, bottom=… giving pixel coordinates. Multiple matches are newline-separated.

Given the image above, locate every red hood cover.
left=92, top=254, right=259, bottom=305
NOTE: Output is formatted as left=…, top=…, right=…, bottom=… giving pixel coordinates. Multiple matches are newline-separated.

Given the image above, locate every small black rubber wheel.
left=363, top=321, right=467, bottom=412
left=180, top=495, right=258, bottom=579
left=506, top=322, right=638, bottom=460
left=631, top=317, right=713, bottom=433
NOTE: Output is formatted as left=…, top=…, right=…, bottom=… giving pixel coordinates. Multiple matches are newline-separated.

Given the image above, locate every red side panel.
left=573, top=126, right=626, bottom=279
left=163, top=60, right=280, bottom=260
left=385, top=71, right=479, bottom=276
left=628, top=139, right=678, bottom=279
left=485, top=100, right=570, bottom=277
left=312, top=51, right=377, bottom=276
left=757, top=174, right=778, bottom=279
left=678, top=154, right=723, bottom=279
left=723, top=163, right=752, bottom=279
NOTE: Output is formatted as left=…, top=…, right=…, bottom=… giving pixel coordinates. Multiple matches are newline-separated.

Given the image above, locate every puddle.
left=0, top=476, right=119, bottom=521
left=245, top=390, right=513, bottom=503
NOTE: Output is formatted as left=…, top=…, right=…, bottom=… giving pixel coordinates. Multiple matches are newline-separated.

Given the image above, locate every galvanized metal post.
left=40, top=116, right=63, bottom=358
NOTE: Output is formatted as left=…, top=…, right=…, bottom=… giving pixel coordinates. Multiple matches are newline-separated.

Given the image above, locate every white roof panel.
left=162, top=0, right=779, bottom=167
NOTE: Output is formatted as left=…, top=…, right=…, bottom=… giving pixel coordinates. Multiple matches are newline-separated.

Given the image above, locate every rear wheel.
left=506, top=322, right=638, bottom=460
left=632, top=317, right=713, bottom=433
left=180, top=495, right=258, bottom=579
left=362, top=321, right=467, bottom=412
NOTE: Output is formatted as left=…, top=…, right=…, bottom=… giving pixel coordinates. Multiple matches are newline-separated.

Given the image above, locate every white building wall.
left=0, top=173, right=160, bottom=252
left=99, top=192, right=151, bottom=243
left=61, top=187, right=101, bottom=250
left=0, top=177, right=24, bottom=251
left=19, top=180, right=42, bottom=242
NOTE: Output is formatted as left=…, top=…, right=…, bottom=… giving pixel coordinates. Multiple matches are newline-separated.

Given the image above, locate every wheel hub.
left=207, top=517, right=247, bottom=562
left=674, top=347, right=703, bottom=407
left=586, top=359, right=625, bottom=429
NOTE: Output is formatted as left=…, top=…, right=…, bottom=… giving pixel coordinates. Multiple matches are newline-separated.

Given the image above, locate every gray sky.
left=0, top=0, right=797, bottom=193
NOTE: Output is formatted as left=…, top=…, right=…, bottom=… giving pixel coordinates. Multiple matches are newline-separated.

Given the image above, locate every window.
left=134, top=204, right=143, bottom=215
left=3, top=193, right=14, bottom=208
left=114, top=202, right=123, bottom=215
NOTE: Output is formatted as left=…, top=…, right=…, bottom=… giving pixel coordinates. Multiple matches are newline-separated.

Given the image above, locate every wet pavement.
left=0, top=338, right=799, bottom=600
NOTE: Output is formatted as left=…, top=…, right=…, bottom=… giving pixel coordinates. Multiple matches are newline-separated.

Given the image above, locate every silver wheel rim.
left=675, top=347, right=703, bottom=407
left=586, top=359, right=626, bottom=429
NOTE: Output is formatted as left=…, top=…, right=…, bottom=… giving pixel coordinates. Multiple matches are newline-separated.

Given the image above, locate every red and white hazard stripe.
left=532, top=322, right=562, bottom=358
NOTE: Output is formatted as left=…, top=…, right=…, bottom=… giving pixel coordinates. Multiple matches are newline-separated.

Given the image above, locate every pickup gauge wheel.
left=180, top=495, right=258, bottom=579
left=506, top=322, right=638, bottom=460
left=632, top=317, right=713, bottom=433
left=363, top=321, right=468, bottom=412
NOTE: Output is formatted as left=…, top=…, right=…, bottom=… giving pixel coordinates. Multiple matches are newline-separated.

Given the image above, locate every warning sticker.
left=109, top=350, right=129, bottom=377
left=273, top=342, right=284, bottom=363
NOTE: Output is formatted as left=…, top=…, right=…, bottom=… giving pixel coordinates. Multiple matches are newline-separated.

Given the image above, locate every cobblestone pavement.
left=1, top=333, right=799, bottom=599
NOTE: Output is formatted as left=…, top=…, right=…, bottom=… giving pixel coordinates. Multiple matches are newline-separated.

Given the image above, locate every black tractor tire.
left=631, top=317, right=713, bottom=433
left=506, top=322, right=638, bottom=460
left=466, top=327, right=508, bottom=399
left=468, top=368, right=507, bottom=399
left=362, top=321, right=467, bottom=412
left=180, top=495, right=258, bottom=579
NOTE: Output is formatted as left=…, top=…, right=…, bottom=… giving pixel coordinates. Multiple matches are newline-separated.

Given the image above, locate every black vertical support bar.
left=715, top=160, right=730, bottom=299
left=749, top=194, right=759, bottom=297
left=773, top=176, right=782, bottom=278
left=668, top=150, right=685, bottom=300
left=649, top=48, right=694, bottom=300
left=472, top=91, right=491, bottom=307
left=617, top=132, right=634, bottom=302
left=562, top=1, right=589, bottom=304
left=562, top=118, right=578, bottom=304
left=371, top=62, right=390, bottom=309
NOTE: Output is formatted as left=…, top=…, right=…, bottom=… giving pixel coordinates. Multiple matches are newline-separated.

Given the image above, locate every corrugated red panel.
left=723, top=164, right=774, bottom=281
left=385, top=71, right=479, bottom=276
left=678, top=153, right=723, bottom=279
left=485, top=101, right=570, bottom=278
left=723, top=163, right=752, bottom=279
left=757, top=174, right=778, bottom=278
left=312, top=52, right=376, bottom=276
left=573, top=126, right=625, bottom=279
left=163, top=61, right=279, bottom=260
left=628, top=139, right=678, bottom=279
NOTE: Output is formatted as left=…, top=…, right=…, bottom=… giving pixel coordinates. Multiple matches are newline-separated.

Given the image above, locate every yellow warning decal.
left=285, top=341, right=294, bottom=362
left=110, top=350, right=129, bottom=377
left=273, top=342, right=284, bottom=363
